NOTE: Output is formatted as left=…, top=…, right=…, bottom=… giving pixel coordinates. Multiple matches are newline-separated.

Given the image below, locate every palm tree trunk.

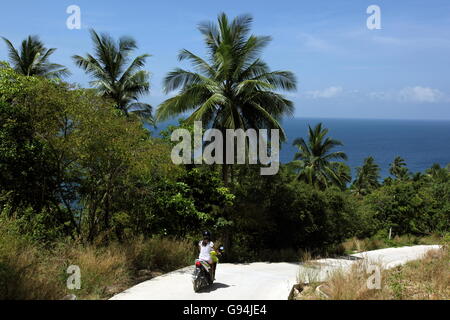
left=230, top=164, right=234, bottom=184
left=221, top=128, right=230, bottom=185
left=222, top=164, right=229, bottom=185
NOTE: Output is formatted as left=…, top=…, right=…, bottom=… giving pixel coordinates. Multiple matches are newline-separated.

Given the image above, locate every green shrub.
left=363, top=179, right=450, bottom=237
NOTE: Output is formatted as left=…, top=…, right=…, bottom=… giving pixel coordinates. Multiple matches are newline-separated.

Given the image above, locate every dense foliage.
left=0, top=66, right=232, bottom=244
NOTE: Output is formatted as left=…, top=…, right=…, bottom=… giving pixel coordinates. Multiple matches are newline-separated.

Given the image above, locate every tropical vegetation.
left=0, top=12, right=448, bottom=299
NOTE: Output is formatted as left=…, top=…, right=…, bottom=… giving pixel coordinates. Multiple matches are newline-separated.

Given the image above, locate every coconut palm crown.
left=352, top=156, right=381, bottom=195
left=389, top=156, right=410, bottom=180
left=156, top=13, right=297, bottom=139
left=292, top=123, right=349, bottom=189
left=72, top=29, right=154, bottom=124
left=2, top=35, right=69, bottom=78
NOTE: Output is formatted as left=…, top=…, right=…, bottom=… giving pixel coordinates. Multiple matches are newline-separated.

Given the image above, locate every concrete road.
left=110, top=245, right=441, bottom=300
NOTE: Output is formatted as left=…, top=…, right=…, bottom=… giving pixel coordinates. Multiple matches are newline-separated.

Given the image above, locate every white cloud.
left=300, top=86, right=447, bottom=104
left=398, top=86, right=444, bottom=103
left=370, top=86, right=446, bottom=103
left=305, top=86, right=343, bottom=99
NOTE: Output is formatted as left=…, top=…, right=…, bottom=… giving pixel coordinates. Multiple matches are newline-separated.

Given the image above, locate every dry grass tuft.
left=0, top=220, right=197, bottom=300
left=295, top=245, right=449, bottom=300
left=342, top=234, right=447, bottom=254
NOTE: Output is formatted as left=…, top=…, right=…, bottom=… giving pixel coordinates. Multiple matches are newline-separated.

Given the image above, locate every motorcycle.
left=192, top=246, right=224, bottom=292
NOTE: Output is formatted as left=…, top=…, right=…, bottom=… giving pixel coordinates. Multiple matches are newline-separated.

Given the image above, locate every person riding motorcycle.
left=198, top=231, right=220, bottom=280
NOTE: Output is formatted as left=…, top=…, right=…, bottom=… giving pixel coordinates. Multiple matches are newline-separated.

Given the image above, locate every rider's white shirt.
left=198, top=241, right=214, bottom=262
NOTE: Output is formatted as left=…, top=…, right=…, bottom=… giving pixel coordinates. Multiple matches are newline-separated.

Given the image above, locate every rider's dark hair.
left=202, top=231, right=211, bottom=246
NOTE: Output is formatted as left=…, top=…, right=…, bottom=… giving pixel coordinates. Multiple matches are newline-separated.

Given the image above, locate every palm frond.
left=73, top=29, right=151, bottom=116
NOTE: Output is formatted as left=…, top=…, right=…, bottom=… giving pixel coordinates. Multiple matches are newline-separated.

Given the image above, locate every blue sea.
left=280, top=118, right=450, bottom=178
left=153, top=118, right=450, bottom=179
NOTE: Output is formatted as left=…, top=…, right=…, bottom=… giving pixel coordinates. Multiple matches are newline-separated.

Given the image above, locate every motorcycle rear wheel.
left=193, top=278, right=202, bottom=292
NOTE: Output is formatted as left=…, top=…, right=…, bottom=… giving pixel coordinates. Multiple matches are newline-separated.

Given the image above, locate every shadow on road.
left=197, top=282, right=231, bottom=293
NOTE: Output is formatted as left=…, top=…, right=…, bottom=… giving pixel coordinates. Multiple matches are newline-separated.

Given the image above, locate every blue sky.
left=1, top=0, right=450, bottom=120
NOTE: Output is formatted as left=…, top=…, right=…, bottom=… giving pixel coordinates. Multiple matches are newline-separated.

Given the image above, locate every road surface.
left=110, top=245, right=441, bottom=300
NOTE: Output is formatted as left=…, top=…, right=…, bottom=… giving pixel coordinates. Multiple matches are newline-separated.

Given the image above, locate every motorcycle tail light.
left=195, top=261, right=202, bottom=267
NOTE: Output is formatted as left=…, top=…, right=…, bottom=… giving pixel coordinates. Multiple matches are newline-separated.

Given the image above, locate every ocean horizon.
left=152, top=117, right=450, bottom=179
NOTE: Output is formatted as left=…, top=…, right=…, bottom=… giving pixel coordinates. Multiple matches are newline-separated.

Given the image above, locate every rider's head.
left=202, top=231, right=211, bottom=242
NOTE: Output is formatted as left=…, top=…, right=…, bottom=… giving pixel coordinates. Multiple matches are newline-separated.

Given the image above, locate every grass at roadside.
left=341, top=233, right=448, bottom=254
left=294, top=244, right=449, bottom=300
left=0, top=219, right=196, bottom=300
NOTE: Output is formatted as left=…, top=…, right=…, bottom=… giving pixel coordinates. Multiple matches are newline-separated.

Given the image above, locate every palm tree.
left=425, top=163, right=449, bottom=183
left=333, top=162, right=352, bottom=190
left=2, top=35, right=69, bottom=78
left=412, top=172, right=425, bottom=182
left=352, top=156, right=380, bottom=195
left=73, top=29, right=154, bottom=124
left=389, top=156, right=410, bottom=180
left=156, top=13, right=296, bottom=183
left=292, top=123, right=349, bottom=189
